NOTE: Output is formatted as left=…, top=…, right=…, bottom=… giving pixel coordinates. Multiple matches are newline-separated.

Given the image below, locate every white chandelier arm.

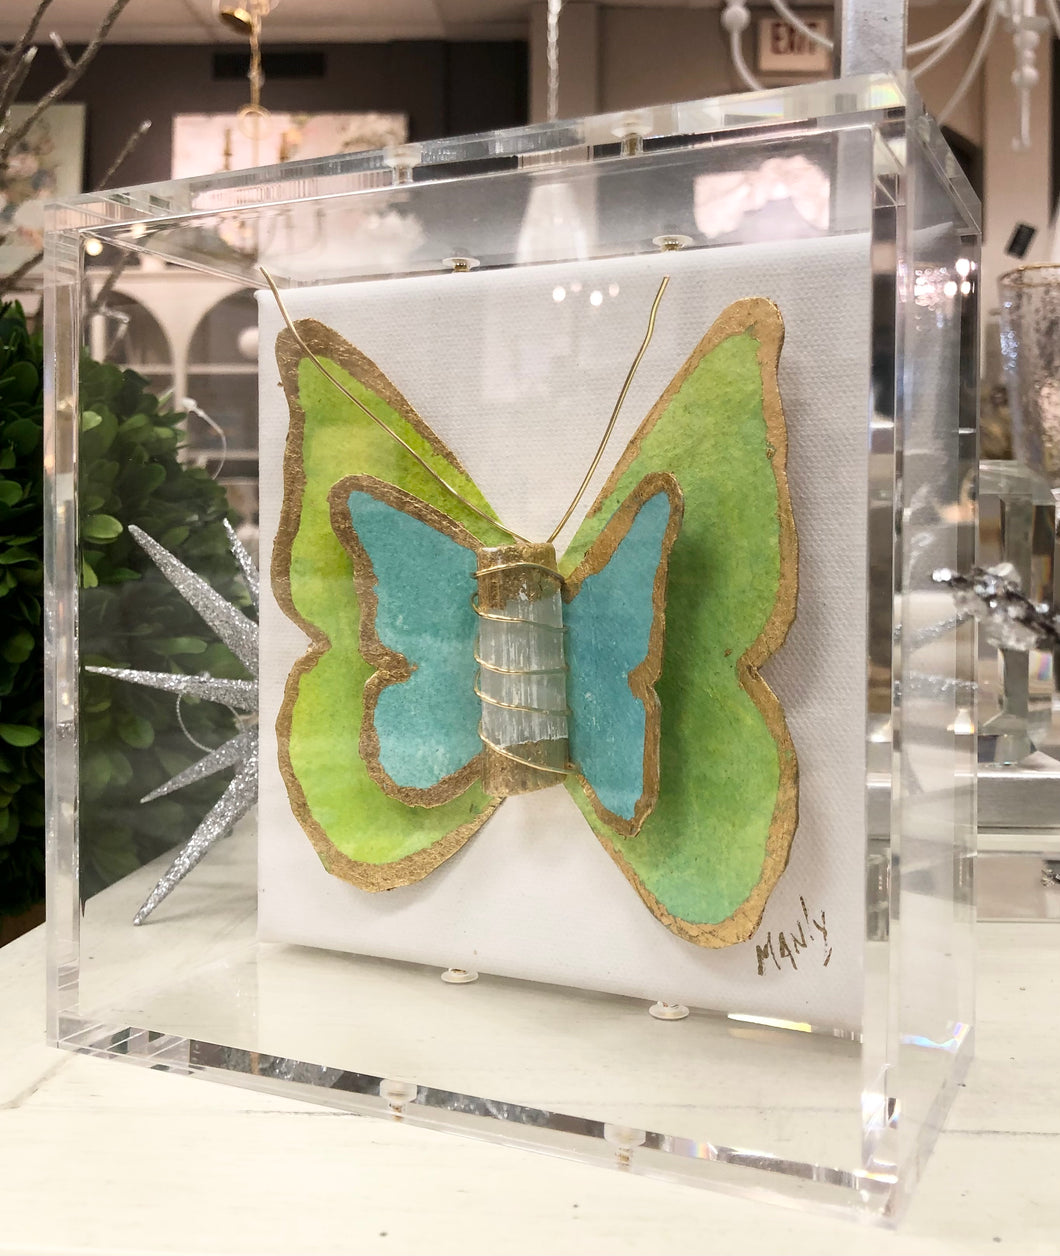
left=768, top=0, right=833, bottom=49
left=1008, top=2, right=1047, bottom=152
left=1044, top=0, right=1060, bottom=39
left=730, top=30, right=763, bottom=91
left=907, top=0, right=987, bottom=57
left=910, top=0, right=991, bottom=77
left=712, top=0, right=1042, bottom=153
left=936, top=0, right=999, bottom=125
left=722, top=1, right=762, bottom=92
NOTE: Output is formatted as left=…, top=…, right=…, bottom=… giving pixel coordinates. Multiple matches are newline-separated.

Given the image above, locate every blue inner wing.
left=346, top=490, right=481, bottom=790
left=565, top=491, right=674, bottom=822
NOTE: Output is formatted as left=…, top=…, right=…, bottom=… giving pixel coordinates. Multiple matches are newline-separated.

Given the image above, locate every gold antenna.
left=260, top=268, right=529, bottom=544
left=262, top=268, right=669, bottom=552
left=545, top=275, right=669, bottom=544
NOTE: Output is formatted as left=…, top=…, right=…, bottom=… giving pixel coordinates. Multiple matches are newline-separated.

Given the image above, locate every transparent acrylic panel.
left=73, top=265, right=259, bottom=904
left=872, top=115, right=977, bottom=1178
left=977, top=460, right=1056, bottom=764
left=976, top=461, right=1060, bottom=913
left=977, top=459, right=1060, bottom=780
left=45, top=74, right=978, bottom=1219
left=977, top=851, right=1060, bottom=919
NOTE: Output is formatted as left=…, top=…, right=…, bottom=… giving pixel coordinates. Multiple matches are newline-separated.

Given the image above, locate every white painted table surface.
left=0, top=921, right=1057, bottom=1256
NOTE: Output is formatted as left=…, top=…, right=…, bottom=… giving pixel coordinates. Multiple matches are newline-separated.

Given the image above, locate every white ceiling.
left=0, top=0, right=788, bottom=44
left=0, top=0, right=851, bottom=45
left=9, top=0, right=508, bottom=44
left=3, top=0, right=510, bottom=44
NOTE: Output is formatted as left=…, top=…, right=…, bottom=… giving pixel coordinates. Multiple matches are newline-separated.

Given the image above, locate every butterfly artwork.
left=267, top=272, right=799, bottom=949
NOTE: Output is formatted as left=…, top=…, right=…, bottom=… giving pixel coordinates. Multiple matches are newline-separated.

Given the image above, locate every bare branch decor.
left=0, top=0, right=136, bottom=166
left=0, top=1, right=145, bottom=292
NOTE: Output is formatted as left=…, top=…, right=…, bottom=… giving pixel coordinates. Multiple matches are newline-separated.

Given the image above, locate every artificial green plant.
left=0, top=301, right=246, bottom=917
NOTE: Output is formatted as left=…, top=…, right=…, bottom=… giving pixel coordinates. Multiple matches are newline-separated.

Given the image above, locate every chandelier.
left=721, top=0, right=1055, bottom=151
left=215, top=0, right=283, bottom=147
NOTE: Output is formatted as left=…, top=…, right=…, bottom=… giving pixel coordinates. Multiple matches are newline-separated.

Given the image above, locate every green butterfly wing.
left=560, top=298, right=798, bottom=947
left=273, top=321, right=510, bottom=890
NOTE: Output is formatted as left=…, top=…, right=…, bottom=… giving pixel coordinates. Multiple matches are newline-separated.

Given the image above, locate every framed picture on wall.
left=0, top=102, right=86, bottom=278
left=171, top=111, right=408, bottom=180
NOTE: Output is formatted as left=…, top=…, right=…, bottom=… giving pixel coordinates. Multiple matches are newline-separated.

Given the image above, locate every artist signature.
left=755, top=897, right=831, bottom=975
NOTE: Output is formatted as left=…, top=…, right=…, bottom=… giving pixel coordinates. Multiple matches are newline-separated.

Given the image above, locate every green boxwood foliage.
left=0, top=301, right=247, bottom=917
left=0, top=304, right=47, bottom=917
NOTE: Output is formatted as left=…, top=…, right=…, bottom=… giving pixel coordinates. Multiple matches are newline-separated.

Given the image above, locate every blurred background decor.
left=171, top=109, right=406, bottom=177
left=0, top=102, right=84, bottom=278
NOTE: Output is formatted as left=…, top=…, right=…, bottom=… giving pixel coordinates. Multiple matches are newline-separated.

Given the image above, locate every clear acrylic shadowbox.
left=45, top=74, right=978, bottom=1220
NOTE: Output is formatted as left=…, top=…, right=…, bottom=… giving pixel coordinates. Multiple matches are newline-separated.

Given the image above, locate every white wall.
left=907, top=3, right=985, bottom=144
left=597, top=5, right=743, bottom=111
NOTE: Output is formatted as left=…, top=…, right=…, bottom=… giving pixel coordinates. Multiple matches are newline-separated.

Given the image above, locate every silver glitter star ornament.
left=934, top=563, right=1060, bottom=654
left=87, top=520, right=259, bottom=924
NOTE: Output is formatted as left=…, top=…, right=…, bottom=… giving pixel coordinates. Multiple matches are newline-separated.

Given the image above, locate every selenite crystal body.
left=475, top=542, right=569, bottom=795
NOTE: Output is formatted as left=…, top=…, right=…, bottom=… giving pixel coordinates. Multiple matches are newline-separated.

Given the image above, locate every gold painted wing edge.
left=271, top=318, right=496, bottom=635
left=562, top=470, right=684, bottom=839
left=573, top=297, right=799, bottom=949
left=272, top=323, right=502, bottom=892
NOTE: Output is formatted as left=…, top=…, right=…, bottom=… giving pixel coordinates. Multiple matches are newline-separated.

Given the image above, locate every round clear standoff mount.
left=648, top=1000, right=689, bottom=1021
left=443, top=255, right=481, bottom=272
left=383, top=143, right=420, bottom=185
left=613, top=109, right=653, bottom=156
left=603, top=1123, right=647, bottom=1168
left=379, top=1078, right=418, bottom=1118
left=441, top=967, right=479, bottom=984
left=653, top=234, right=692, bottom=252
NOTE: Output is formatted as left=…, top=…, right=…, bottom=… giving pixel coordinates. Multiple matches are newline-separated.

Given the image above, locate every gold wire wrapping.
left=476, top=732, right=571, bottom=778
left=471, top=652, right=567, bottom=675
left=472, top=683, right=571, bottom=716
left=475, top=559, right=568, bottom=581
left=473, top=546, right=572, bottom=793
left=472, top=607, right=565, bottom=629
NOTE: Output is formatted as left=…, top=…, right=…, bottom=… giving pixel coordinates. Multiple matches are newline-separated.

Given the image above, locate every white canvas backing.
left=256, top=234, right=871, bottom=1030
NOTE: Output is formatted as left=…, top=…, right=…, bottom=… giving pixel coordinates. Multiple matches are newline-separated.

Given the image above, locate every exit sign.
left=757, top=13, right=832, bottom=76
